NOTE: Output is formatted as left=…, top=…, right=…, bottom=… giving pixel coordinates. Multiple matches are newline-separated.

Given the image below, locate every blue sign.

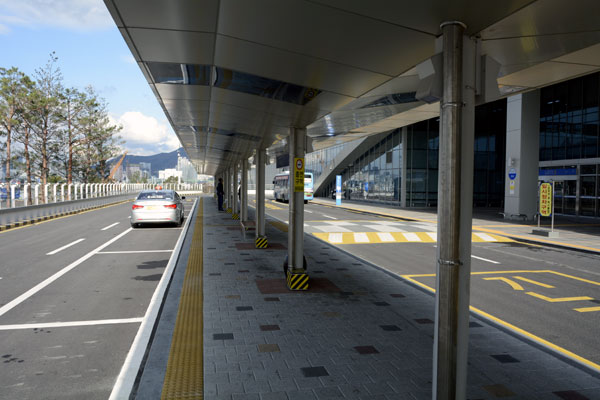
left=508, top=168, right=517, bottom=180
left=335, top=175, right=342, bottom=206
left=539, top=168, right=577, bottom=176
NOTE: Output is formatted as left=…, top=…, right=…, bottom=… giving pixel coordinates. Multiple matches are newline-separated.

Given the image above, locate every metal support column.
left=224, top=169, right=230, bottom=212
left=286, top=127, right=308, bottom=290
left=241, top=159, right=248, bottom=222
left=255, top=149, right=267, bottom=248
left=434, top=21, right=475, bottom=400
left=232, top=162, right=239, bottom=219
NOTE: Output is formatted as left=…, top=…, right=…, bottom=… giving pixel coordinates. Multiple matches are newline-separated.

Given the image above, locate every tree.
left=0, top=67, right=28, bottom=187
left=29, top=53, right=63, bottom=201
left=13, top=74, right=38, bottom=199
left=76, top=86, right=122, bottom=183
left=57, top=87, right=87, bottom=185
left=164, top=176, right=178, bottom=184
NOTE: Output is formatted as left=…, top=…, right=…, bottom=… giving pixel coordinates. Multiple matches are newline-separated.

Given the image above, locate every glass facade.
left=318, top=99, right=507, bottom=207
left=539, top=71, right=600, bottom=217
left=540, top=73, right=600, bottom=161
left=305, top=143, right=346, bottom=183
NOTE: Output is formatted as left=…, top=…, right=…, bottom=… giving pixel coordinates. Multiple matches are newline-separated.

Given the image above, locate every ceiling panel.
left=213, top=35, right=391, bottom=98
left=310, top=0, right=537, bottom=36
left=156, top=84, right=212, bottom=101
left=217, top=0, right=435, bottom=77
left=498, top=61, right=599, bottom=88
left=115, top=0, right=218, bottom=31
left=129, top=29, right=215, bottom=64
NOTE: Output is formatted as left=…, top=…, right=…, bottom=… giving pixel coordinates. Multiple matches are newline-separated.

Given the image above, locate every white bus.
left=273, top=172, right=313, bottom=204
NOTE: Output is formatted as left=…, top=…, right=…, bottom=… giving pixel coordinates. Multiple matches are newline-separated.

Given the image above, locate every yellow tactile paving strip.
left=312, top=231, right=512, bottom=245
left=161, top=198, right=204, bottom=399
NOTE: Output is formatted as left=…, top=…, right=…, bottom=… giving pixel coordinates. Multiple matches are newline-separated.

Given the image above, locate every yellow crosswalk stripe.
left=312, top=232, right=513, bottom=245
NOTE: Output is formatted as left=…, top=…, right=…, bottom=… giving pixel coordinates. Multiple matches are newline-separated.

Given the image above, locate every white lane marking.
left=47, top=238, right=86, bottom=255
left=101, top=222, right=120, bottom=231
left=322, top=214, right=337, bottom=219
left=365, top=224, right=406, bottom=232
left=403, top=232, right=421, bottom=242
left=305, top=210, right=313, bottom=213
left=0, top=229, right=132, bottom=318
left=328, top=233, right=343, bottom=244
left=97, top=250, right=173, bottom=254
left=426, top=232, right=437, bottom=241
left=0, top=318, right=143, bottom=331
left=471, top=255, right=500, bottom=264
left=474, top=232, right=497, bottom=242
left=377, top=232, right=395, bottom=242
left=313, top=225, right=352, bottom=233
left=354, top=233, right=370, bottom=243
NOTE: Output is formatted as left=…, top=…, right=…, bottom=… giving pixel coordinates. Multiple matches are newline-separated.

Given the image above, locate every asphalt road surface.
left=254, top=196, right=600, bottom=367
left=0, top=196, right=196, bottom=400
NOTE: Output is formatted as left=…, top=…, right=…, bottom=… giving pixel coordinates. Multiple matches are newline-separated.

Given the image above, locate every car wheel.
left=130, top=221, right=138, bottom=228
left=177, top=214, right=184, bottom=227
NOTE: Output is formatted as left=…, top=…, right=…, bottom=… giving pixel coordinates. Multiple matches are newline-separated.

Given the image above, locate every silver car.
left=130, top=190, right=185, bottom=228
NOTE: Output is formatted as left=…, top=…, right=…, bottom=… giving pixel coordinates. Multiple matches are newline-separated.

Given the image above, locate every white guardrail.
left=0, top=183, right=205, bottom=227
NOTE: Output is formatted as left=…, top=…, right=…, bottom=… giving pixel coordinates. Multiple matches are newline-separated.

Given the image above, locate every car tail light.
left=132, top=204, right=144, bottom=210
left=164, top=204, right=177, bottom=209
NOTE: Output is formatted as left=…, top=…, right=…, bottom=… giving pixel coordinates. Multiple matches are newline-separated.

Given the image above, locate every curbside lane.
left=0, top=199, right=133, bottom=233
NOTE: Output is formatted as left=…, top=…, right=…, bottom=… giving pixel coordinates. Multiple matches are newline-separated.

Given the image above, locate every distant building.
left=159, top=168, right=182, bottom=182
left=177, top=153, right=198, bottom=183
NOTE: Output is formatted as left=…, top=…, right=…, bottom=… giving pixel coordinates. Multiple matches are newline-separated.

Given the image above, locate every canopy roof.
left=104, top=0, right=600, bottom=175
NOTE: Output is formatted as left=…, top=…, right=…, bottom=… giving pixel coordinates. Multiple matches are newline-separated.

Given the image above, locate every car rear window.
left=137, top=191, right=173, bottom=200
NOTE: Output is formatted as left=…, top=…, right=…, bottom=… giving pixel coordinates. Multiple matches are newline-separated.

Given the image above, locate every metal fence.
left=0, top=182, right=207, bottom=226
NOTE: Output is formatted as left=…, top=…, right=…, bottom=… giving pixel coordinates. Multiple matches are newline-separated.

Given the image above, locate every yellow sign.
left=294, top=157, right=304, bottom=192
left=539, top=182, right=552, bottom=217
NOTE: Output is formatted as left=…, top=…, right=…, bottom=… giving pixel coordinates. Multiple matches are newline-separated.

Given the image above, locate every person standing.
left=216, top=178, right=224, bottom=211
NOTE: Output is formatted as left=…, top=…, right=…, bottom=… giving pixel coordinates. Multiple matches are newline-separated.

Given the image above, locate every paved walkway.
left=136, top=196, right=600, bottom=399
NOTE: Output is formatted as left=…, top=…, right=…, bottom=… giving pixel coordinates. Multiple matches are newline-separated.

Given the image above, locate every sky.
left=0, top=0, right=180, bottom=156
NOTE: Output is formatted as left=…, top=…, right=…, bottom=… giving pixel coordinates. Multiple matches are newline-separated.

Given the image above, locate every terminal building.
left=307, top=72, right=600, bottom=219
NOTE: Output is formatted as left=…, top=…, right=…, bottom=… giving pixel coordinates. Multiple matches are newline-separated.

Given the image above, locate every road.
left=254, top=197, right=600, bottom=368
left=0, top=196, right=196, bottom=400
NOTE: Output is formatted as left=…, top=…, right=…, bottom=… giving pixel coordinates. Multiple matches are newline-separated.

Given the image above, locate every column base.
left=255, top=235, right=268, bottom=248
left=286, top=269, right=309, bottom=291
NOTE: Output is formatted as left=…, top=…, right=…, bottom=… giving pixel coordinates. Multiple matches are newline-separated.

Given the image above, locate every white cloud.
left=0, top=0, right=114, bottom=31
left=112, top=111, right=181, bottom=156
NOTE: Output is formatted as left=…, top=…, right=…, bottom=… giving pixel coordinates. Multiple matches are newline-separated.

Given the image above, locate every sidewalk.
left=310, top=198, right=600, bottom=254
left=135, top=196, right=600, bottom=399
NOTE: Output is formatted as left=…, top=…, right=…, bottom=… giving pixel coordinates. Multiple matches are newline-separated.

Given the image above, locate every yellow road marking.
left=269, top=221, right=288, bottom=232
left=400, top=272, right=600, bottom=373
left=574, top=306, right=600, bottom=313
left=513, top=276, right=555, bottom=288
left=546, top=271, right=600, bottom=286
left=162, top=198, right=204, bottom=399
left=483, top=277, right=524, bottom=291
left=312, top=231, right=512, bottom=245
left=526, top=292, right=593, bottom=302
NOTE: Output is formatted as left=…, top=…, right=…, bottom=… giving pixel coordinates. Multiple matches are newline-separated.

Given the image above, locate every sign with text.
left=336, top=175, right=342, bottom=206
left=294, top=157, right=304, bottom=192
left=539, top=182, right=552, bottom=217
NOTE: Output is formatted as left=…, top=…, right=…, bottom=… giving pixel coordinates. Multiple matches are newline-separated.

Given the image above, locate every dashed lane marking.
left=101, top=222, right=120, bottom=231
left=47, top=238, right=86, bottom=255
left=322, top=214, right=337, bottom=219
left=313, top=231, right=512, bottom=245
left=526, top=292, right=594, bottom=303
left=471, top=255, right=500, bottom=264
left=574, top=306, right=600, bottom=313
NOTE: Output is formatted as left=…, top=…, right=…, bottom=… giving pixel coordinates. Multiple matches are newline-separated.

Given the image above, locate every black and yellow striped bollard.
left=286, top=269, right=309, bottom=291
left=255, top=235, right=268, bottom=249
